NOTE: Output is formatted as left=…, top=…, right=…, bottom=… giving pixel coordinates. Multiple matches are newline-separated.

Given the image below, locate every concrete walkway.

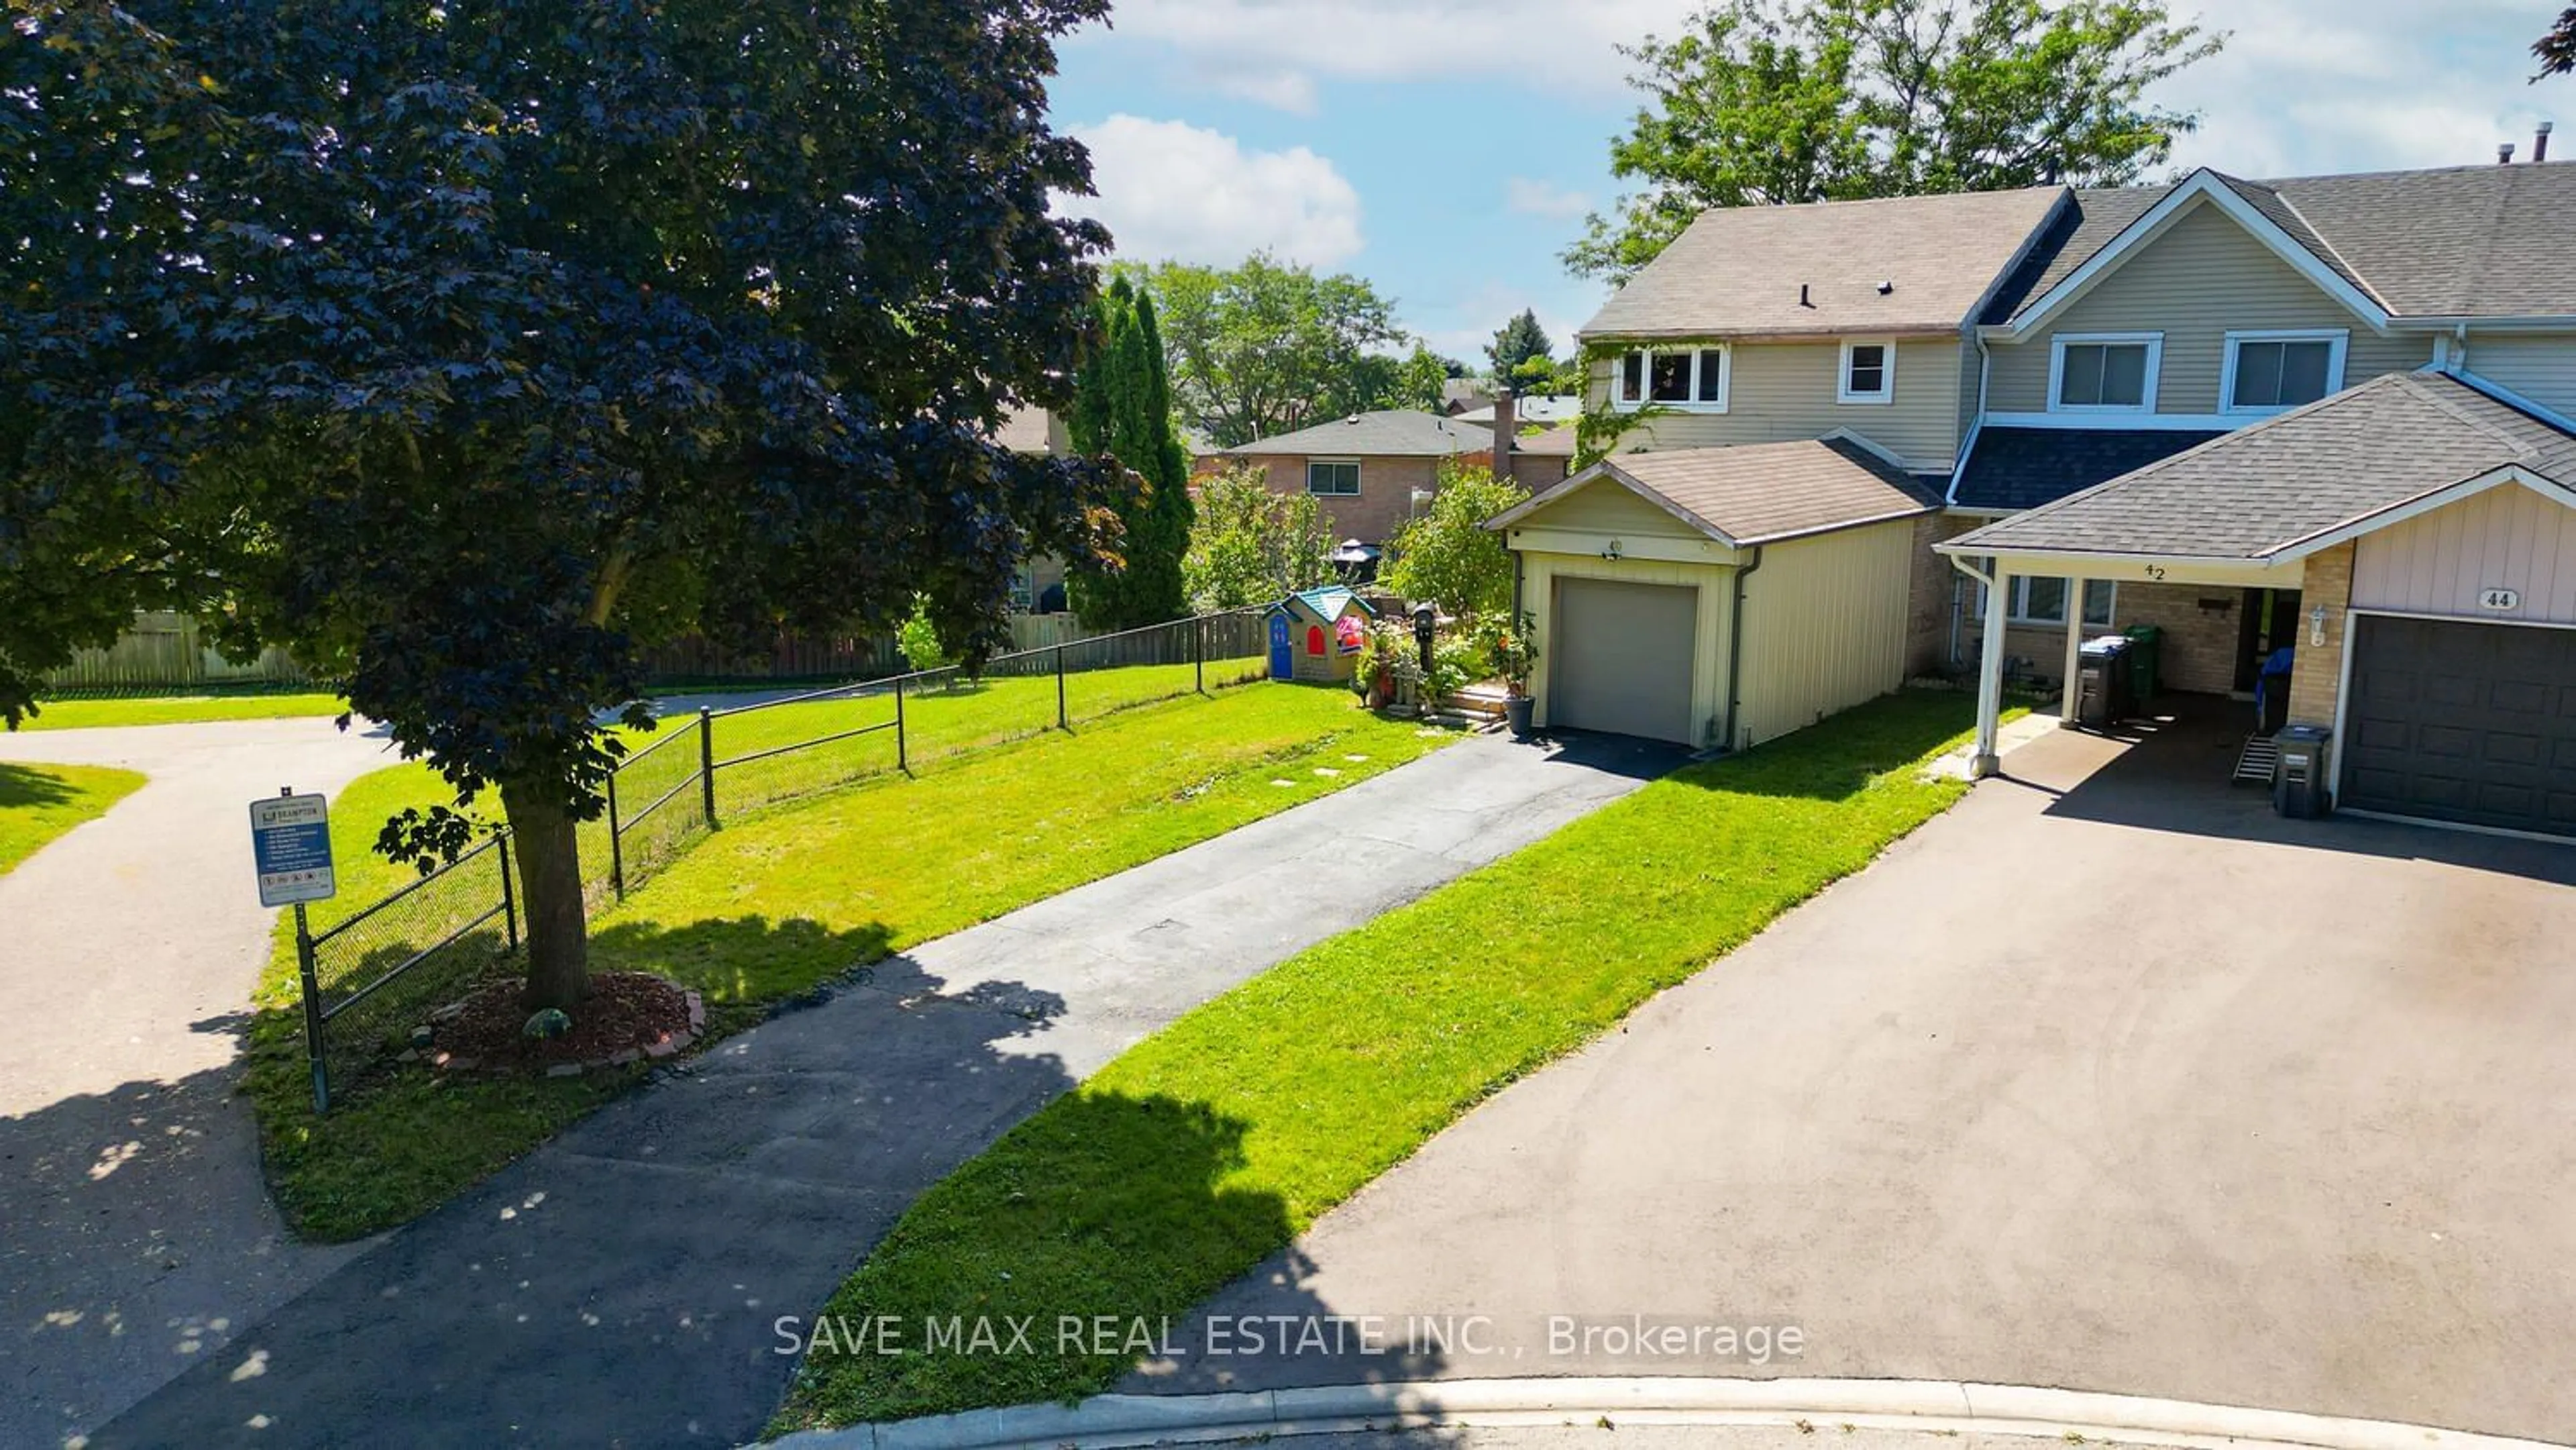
left=92, top=730, right=1678, bottom=1449
left=1127, top=713, right=2576, bottom=1443
left=0, top=717, right=399, bottom=1450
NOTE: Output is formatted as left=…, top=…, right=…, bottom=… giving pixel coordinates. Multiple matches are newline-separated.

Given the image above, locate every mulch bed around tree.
left=421, top=971, right=705, bottom=1078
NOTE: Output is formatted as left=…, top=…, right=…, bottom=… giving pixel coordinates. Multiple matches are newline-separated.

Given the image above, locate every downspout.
left=1949, top=552, right=2004, bottom=776
left=1947, top=333, right=1994, bottom=667
left=1721, top=545, right=1764, bottom=752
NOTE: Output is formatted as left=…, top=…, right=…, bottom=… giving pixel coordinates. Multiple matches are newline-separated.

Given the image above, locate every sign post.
left=253, top=788, right=338, bottom=1111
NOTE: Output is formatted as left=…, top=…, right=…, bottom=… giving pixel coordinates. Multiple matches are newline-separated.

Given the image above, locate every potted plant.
left=1488, top=613, right=1538, bottom=737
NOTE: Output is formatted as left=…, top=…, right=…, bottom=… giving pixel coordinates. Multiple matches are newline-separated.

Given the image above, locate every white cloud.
left=1203, top=68, right=1321, bottom=115
left=1057, top=114, right=1364, bottom=267
left=1077, top=0, right=1698, bottom=110
left=1506, top=176, right=1592, bottom=221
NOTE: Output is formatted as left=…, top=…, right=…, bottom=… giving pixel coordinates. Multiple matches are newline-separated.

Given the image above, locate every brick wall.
left=1234, top=452, right=1478, bottom=547
left=1905, top=513, right=1976, bottom=675
left=2106, top=580, right=2241, bottom=695
left=2286, top=543, right=2354, bottom=727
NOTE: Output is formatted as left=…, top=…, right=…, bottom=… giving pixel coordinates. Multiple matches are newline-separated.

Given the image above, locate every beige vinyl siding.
left=2353, top=484, right=2576, bottom=626
left=1589, top=338, right=1971, bottom=468
left=1523, top=478, right=1697, bottom=536
left=1986, top=201, right=2432, bottom=415
left=1733, top=519, right=1915, bottom=746
left=2461, top=335, right=2576, bottom=417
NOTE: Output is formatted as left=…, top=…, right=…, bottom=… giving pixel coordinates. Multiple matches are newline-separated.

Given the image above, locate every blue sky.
left=1046, top=0, right=2569, bottom=366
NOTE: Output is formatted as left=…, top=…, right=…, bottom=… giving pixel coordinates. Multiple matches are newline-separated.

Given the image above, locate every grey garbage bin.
left=2273, top=723, right=2334, bottom=819
left=2076, top=635, right=2133, bottom=730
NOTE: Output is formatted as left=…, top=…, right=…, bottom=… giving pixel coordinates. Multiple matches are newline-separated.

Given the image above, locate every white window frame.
left=1306, top=458, right=1361, bottom=496
left=1988, top=576, right=2116, bottom=629
left=1837, top=338, right=1896, bottom=405
left=2047, top=331, right=2162, bottom=414
left=2219, top=328, right=2349, bottom=415
left=1611, top=344, right=1730, bottom=413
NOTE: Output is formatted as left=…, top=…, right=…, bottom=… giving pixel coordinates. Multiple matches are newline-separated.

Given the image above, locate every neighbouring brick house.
left=1219, top=409, right=1494, bottom=548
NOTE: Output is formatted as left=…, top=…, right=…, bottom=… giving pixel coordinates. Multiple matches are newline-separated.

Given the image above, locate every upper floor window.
left=1839, top=340, right=1894, bottom=404
left=2050, top=333, right=2161, bottom=413
left=1614, top=346, right=1729, bottom=411
left=2224, top=330, right=2346, bottom=413
left=1307, top=460, right=1360, bottom=496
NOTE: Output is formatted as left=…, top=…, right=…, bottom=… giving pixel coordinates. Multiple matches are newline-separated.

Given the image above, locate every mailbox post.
left=1412, top=602, right=1436, bottom=675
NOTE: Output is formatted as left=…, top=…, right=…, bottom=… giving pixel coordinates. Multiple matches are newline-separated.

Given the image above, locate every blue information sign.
left=250, top=792, right=337, bottom=907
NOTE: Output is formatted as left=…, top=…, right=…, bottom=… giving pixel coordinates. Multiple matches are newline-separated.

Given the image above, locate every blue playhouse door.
left=1267, top=614, right=1294, bottom=680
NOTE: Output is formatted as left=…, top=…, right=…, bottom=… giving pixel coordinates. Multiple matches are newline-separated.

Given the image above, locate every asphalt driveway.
left=1136, top=710, right=2576, bottom=1441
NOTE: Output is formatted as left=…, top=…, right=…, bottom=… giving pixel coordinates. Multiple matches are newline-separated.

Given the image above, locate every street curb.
left=763, top=1377, right=2569, bottom=1450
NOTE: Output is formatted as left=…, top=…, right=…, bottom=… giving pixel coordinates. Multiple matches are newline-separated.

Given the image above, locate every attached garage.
left=2341, top=615, right=2576, bottom=835
left=1487, top=437, right=1941, bottom=749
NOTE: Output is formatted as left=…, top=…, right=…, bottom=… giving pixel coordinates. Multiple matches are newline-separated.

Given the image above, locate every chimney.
left=2499, top=142, right=2516, bottom=164
left=1492, top=388, right=1517, bottom=484
left=2538, top=121, right=2555, bottom=162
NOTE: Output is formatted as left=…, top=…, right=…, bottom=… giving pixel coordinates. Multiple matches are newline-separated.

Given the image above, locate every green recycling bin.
left=2122, top=623, right=2163, bottom=700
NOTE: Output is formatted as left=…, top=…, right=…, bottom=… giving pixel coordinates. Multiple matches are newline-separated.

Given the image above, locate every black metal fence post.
left=1055, top=644, right=1068, bottom=730
left=604, top=772, right=626, bottom=898
left=894, top=674, right=908, bottom=774
left=497, top=833, right=520, bottom=953
left=296, top=902, right=329, bottom=1114
left=698, top=707, right=718, bottom=827
left=1193, top=615, right=1205, bottom=694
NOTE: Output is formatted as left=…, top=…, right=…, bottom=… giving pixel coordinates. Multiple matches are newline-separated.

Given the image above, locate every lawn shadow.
left=590, top=913, right=898, bottom=1009
left=0, top=760, right=83, bottom=809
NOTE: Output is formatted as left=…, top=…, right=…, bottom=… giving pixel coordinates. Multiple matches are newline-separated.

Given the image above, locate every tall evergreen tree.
left=1067, top=280, right=1193, bottom=628
left=1487, top=310, right=1555, bottom=379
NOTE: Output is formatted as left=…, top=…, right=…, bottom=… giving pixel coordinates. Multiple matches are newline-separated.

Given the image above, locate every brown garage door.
left=2341, top=614, right=2576, bottom=837
left=1550, top=577, right=1697, bottom=743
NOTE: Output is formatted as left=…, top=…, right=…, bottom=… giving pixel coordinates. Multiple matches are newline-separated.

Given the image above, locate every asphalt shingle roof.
left=1951, top=426, right=2226, bottom=513
left=1225, top=409, right=1491, bottom=458
left=1982, top=162, right=2576, bottom=323
left=1500, top=438, right=1942, bottom=547
left=1949, top=372, right=2576, bottom=560
left=1579, top=187, right=2068, bottom=341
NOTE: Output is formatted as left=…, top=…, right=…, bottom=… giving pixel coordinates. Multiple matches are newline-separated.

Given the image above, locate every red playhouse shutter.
left=1305, top=625, right=1326, bottom=656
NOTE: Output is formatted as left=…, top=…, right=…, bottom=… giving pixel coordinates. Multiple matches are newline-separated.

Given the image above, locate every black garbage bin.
left=2076, top=634, right=2133, bottom=730
left=2273, top=723, right=2334, bottom=818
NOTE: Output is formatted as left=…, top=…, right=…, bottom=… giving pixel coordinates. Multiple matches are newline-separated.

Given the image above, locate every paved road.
left=1133, top=713, right=2576, bottom=1442
left=94, top=730, right=1680, bottom=1449
left=0, top=717, right=398, bottom=1449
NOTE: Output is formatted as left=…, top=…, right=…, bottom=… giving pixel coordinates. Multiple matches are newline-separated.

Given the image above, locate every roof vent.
left=2498, top=142, right=2516, bottom=164
left=2538, top=121, right=2555, bottom=162
left=1346, top=414, right=1362, bottom=423
left=1876, top=279, right=1894, bottom=295
left=1798, top=282, right=1813, bottom=308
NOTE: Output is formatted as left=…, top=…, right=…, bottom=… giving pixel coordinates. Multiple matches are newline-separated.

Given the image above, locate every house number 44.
left=2480, top=587, right=2521, bottom=611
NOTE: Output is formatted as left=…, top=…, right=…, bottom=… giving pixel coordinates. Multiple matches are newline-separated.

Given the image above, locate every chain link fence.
left=290, top=609, right=1273, bottom=1110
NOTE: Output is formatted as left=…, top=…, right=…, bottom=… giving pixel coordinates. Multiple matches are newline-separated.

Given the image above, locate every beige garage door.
left=1550, top=577, right=1698, bottom=743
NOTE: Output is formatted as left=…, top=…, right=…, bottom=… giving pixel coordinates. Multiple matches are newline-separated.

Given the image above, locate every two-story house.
left=1492, top=159, right=2576, bottom=839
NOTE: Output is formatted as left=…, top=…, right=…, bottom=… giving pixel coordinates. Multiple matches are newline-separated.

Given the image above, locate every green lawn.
left=18, top=692, right=350, bottom=730
left=775, top=690, right=1988, bottom=1431
left=0, top=762, right=150, bottom=876
left=248, top=682, right=1446, bottom=1241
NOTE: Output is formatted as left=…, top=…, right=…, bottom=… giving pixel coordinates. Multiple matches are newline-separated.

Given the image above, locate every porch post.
left=1972, top=560, right=2010, bottom=777
left=2060, top=574, right=2086, bottom=725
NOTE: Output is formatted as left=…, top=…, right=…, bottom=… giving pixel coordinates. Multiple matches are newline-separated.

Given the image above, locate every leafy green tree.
left=1487, top=310, right=1555, bottom=379
left=2538, top=8, right=2576, bottom=77
left=1066, top=278, right=1193, bottom=629
left=1181, top=464, right=1333, bottom=611
left=1132, top=255, right=1407, bottom=447
left=2, top=0, right=1114, bottom=1008
left=1383, top=464, right=1529, bottom=620
left=1393, top=344, right=1453, bottom=413
left=1567, top=0, right=2221, bottom=280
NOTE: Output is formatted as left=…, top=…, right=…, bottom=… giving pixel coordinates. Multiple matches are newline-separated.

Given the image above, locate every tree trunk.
left=500, top=778, right=591, bottom=1011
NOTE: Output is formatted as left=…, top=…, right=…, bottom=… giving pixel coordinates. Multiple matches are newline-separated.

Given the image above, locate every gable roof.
left=1452, top=395, right=1583, bottom=424
left=1225, top=409, right=1491, bottom=458
left=1515, top=422, right=1580, bottom=458
left=1281, top=584, right=1373, bottom=620
left=1491, top=437, right=1942, bottom=548
left=1578, top=186, right=2068, bottom=342
left=1983, top=162, right=2576, bottom=326
left=1944, top=371, right=2576, bottom=562
left=1950, top=426, right=2226, bottom=513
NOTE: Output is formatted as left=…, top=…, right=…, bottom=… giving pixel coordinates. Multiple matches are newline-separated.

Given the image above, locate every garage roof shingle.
left=1223, top=409, right=1491, bottom=458
left=1949, top=372, right=2576, bottom=560
left=1497, top=438, right=1943, bottom=548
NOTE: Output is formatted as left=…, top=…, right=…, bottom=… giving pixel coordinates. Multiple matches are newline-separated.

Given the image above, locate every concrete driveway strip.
left=91, top=729, right=1677, bottom=1449
left=1135, top=721, right=2576, bottom=1443
left=0, top=717, right=398, bottom=1450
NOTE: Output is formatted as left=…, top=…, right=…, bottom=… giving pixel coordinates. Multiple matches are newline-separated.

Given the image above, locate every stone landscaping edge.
left=764, top=1378, right=2565, bottom=1450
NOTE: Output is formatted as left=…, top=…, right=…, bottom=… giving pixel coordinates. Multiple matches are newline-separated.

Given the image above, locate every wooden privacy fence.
left=44, top=611, right=1108, bottom=692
